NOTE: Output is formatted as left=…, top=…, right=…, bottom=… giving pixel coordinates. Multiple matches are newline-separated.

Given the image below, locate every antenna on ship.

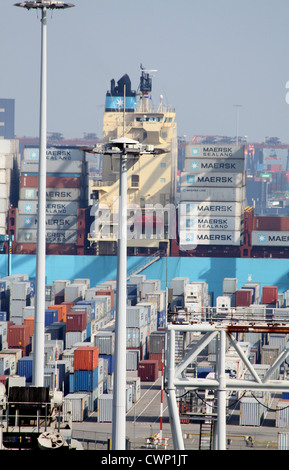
left=139, top=64, right=157, bottom=113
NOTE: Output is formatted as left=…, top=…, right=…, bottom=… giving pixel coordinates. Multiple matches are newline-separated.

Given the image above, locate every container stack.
left=9, top=280, right=31, bottom=325
left=0, top=139, right=20, bottom=234
left=15, top=147, right=88, bottom=254
left=179, top=144, right=246, bottom=251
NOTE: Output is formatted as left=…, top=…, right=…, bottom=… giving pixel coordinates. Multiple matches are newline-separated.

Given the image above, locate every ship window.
left=160, top=178, right=166, bottom=183
left=131, top=175, right=139, bottom=187
left=160, top=163, right=166, bottom=168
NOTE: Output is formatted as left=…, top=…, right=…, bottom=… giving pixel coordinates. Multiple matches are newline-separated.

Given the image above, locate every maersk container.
left=179, top=229, right=241, bottom=246
left=63, top=393, right=89, bottom=422
left=16, top=229, right=78, bottom=244
left=19, top=187, right=82, bottom=201
left=18, top=200, right=80, bottom=216
left=252, top=231, right=289, bottom=247
left=17, top=214, right=79, bottom=231
left=184, top=144, right=244, bottom=160
left=20, top=175, right=81, bottom=189
left=180, top=186, right=245, bottom=202
left=23, top=147, right=85, bottom=162
left=178, top=214, right=242, bottom=231
left=180, top=172, right=244, bottom=188
left=184, top=157, right=245, bottom=173
left=21, top=159, right=84, bottom=174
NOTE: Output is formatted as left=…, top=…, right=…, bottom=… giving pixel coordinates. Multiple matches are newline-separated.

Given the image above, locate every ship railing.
left=167, top=306, right=289, bottom=326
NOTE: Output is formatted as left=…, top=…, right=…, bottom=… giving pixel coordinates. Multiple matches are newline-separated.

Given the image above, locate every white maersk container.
left=16, top=229, right=78, bottom=244
left=184, top=157, right=245, bottom=173
left=178, top=214, right=242, bottom=231
left=180, top=201, right=244, bottom=217
left=23, top=147, right=85, bottom=162
left=180, top=172, right=244, bottom=188
left=180, top=186, right=246, bottom=202
left=252, top=231, right=289, bottom=247
left=16, top=214, right=79, bottom=231
left=185, top=144, right=244, bottom=160
left=179, top=229, right=241, bottom=246
left=21, top=159, right=84, bottom=174
left=18, top=200, right=80, bottom=216
left=19, top=187, right=82, bottom=202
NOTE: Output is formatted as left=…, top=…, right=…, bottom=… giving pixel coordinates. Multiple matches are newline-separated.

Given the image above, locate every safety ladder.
left=199, top=418, right=214, bottom=450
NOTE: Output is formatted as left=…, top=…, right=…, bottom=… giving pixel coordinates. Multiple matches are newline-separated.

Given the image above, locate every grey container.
left=278, top=432, right=289, bottom=450
left=184, top=144, right=245, bottom=160
left=239, top=397, right=264, bottom=426
left=276, top=400, right=289, bottom=427
left=64, top=283, right=87, bottom=302
left=23, top=147, right=85, bottom=162
left=223, top=278, right=238, bottom=294
left=170, top=277, right=189, bottom=296
left=127, top=306, right=145, bottom=328
left=126, top=349, right=140, bottom=371
left=53, top=280, right=71, bottom=296
left=98, top=394, right=113, bottom=422
left=11, top=281, right=30, bottom=300
left=141, top=280, right=161, bottom=297
left=94, top=331, right=115, bottom=355
left=21, top=159, right=84, bottom=174
left=64, top=393, right=89, bottom=422
left=180, top=171, right=244, bottom=188
left=184, top=157, right=245, bottom=173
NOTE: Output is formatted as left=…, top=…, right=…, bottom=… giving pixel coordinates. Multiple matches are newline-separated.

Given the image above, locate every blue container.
left=86, top=322, right=91, bottom=341
left=69, top=372, right=75, bottom=393
left=74, top=368, right=98, bottom=392
left=17, top=356, right=33, bottom=383
left=0, top=311, right=7, bottom=321
left=45, top=309, right=58, bottom=327
left=99, top=354, right=114, bottom=374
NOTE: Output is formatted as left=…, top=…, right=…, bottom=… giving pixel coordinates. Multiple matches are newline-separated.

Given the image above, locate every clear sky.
left=1, top=0, right=289, bottom=143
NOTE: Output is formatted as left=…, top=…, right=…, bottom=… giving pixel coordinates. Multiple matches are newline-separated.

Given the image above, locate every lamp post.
left=82, top=137, right=165, bottom=449
left=14, top=1, right=74, bottom=386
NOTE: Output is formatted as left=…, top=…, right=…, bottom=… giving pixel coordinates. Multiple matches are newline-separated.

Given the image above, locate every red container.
left=8, top=324, right=30, bottom=348
left=66, top=311, right=87, bottom=332
left=74, top=346, right=99, bottom=371
left=138, top=360, right=159, bottom=382
left=236, top=289, right=252, bottom=307
left=149, top=353, right=162, bottom=371
left=20, top=175, right=81, bottom=188
left=262, top=286, right=278, bottom=305
left=253, top=216, right=289, bottom=231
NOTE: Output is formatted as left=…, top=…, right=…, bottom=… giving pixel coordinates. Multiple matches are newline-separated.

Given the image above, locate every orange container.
left=24, top=316, right=34, bottom=337
left=74, top=346, right=99, bottom=371
left=48, top=304, right=66, bottom=322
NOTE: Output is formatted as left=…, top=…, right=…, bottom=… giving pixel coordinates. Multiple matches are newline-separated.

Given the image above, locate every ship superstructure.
left=88, top=67, right=178, bottom=256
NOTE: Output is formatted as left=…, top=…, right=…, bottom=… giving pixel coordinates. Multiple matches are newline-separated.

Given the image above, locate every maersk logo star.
left=29, top=150, right=39, bottom=160
left=186, top=175, right=195, bottom=184
left=257, top=234, right=266, bottom=243
left=191, top=147, right=200, bottom=156
left=190, top=161, right=199, bottom=170
left=24, top=203, right=33, bottom=213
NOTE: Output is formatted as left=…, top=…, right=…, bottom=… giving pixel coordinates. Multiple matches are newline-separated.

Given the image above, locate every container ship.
left=1, top=67, right=289, bottom=260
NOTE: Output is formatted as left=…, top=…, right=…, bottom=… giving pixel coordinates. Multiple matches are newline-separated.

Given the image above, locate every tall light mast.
left=14, top=1, right=74, bottom=386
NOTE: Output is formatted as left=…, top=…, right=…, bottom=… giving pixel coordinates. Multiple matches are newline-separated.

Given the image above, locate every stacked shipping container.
left=179, top=144, right=246, bottom=250
left=15, top=147, right=88, bottom=254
